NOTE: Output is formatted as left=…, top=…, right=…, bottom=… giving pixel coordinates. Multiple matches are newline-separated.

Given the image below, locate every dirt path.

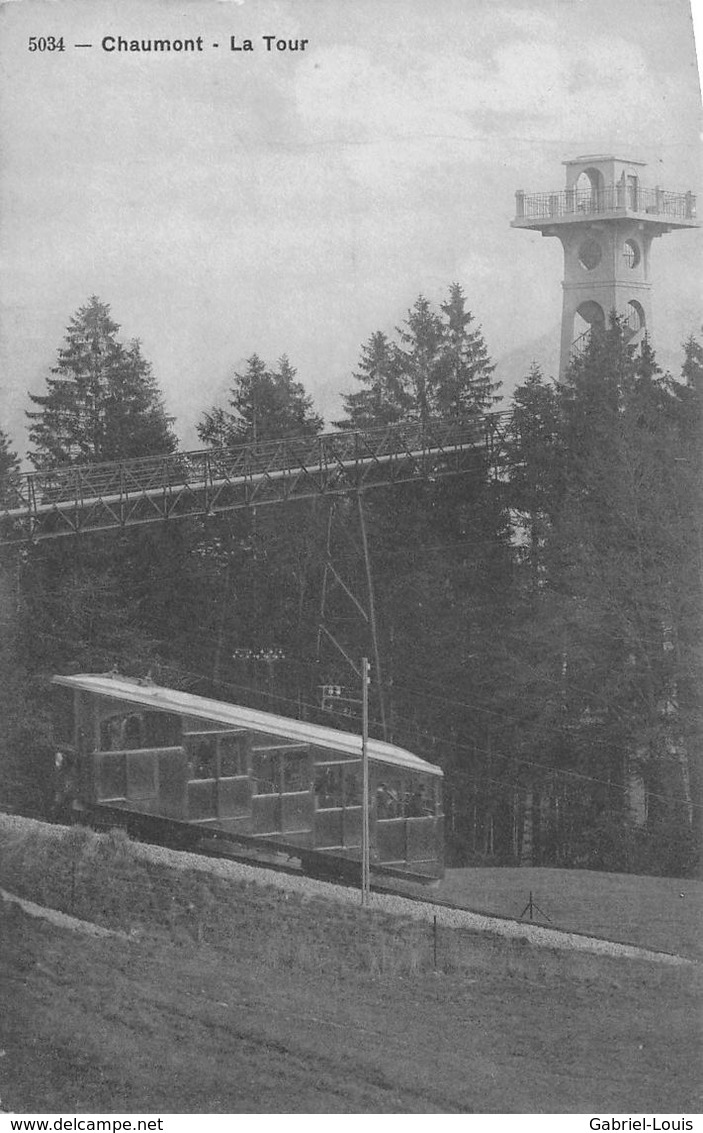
left=1, top=898, right=701, bottom=1114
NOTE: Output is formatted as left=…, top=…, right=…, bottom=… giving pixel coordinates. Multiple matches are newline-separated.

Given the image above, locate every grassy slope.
left=1, top=820, right=701, bottom=1112
left=1, top=897, right=701, bottom=1114
left=433, top=866, right=703, bottom=959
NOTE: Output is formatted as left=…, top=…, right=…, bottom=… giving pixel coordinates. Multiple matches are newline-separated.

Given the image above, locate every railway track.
left=146, top=818, right=690, bottom=963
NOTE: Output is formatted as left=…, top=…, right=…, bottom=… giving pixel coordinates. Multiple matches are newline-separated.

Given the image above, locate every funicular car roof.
left=53, top=673, right=443, bottom=779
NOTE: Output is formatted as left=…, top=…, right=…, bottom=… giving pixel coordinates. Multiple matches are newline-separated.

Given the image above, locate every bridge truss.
left=0, top=413, right=514, bottom=545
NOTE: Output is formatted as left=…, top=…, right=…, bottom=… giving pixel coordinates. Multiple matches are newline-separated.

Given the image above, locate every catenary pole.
left=361, top=655, right=370, bottom=906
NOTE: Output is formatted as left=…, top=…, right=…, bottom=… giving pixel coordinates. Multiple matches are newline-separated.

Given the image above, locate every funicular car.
left=52, top=672, right=444, bottom=881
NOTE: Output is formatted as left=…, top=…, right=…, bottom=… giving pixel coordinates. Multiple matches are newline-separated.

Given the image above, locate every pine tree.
left=681, top=331, right=703, bottom=398
left=332, top=288, right=513, bottom=857
left=338, top=285, right=498, bottom=428
left=437, top=283, right=500, bottom=418
left=507, top=364, right=563, bottom=589
left=20, top=298, right=180, bottom=703
left=505, top=321, right=702, bottom=873
left=333, top=332, right=409, bottom=429
left=193, top=353, right=324, bottom=699
left=0, top=427, right=19, bottom=501
left=0, top=427, right=32, bottom=810
left=669, top=332, right=703, bottom=862
left=27, top=297, right=176, bottom=468
left=198, top=354, right=322, bottom=447
left=395, top=295, right=445, bottom=425
left=100, top=338, right=177, bottom=461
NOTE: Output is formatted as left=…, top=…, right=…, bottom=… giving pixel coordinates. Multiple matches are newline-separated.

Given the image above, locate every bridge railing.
left=0, top=412, right=514, bottom=543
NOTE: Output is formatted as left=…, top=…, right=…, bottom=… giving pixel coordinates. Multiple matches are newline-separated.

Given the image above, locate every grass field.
left=0, top=817, right=701, bottom=1113
left=432, top=866, right=703, bottom=960
left=2, top=891, right=701, bottom=1114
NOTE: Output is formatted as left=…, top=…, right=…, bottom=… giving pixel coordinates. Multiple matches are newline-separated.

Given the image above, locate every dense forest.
left=1, top=292, right=701, bottom=876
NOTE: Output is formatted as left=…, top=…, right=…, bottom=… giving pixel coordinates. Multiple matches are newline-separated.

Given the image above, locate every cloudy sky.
left=1, top=0, right=701, bottom=454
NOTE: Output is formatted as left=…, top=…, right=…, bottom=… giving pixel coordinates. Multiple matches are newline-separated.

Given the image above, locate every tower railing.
left=515, top=186, right=696, bottom=222
left=0, top=412, right=515, bottom=544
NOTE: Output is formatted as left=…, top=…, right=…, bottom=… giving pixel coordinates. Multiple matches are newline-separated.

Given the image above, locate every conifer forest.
left=1, top=291, right=701, bottom=877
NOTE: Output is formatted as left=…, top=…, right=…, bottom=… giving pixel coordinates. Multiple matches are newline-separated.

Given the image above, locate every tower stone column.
left=512, top=155, right=698, bottom=374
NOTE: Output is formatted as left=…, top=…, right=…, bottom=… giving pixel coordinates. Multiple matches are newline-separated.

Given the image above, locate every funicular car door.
left=91, top=700, right=186, bottom=819
left=373, top=764, right=441, bottom=871
left=183, top=724, right=252, bottom=826
left=312, top=753, right=363, bottom=853
left=250, top=741, right=313, bottom=842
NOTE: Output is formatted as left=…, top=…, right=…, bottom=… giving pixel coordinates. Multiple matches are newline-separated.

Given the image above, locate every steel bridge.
left=0, top=412, right=514, bottom=545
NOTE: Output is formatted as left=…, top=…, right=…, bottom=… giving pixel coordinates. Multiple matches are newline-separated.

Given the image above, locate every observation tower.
left=511, top=155, right=698, bottom=374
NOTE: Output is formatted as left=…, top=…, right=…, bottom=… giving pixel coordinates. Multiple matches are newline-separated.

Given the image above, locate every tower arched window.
left=623, top=240, right=640, bottom=269
left=575, top=169, right=605, bottom=213
left=626, top=300, right=645, bottom=334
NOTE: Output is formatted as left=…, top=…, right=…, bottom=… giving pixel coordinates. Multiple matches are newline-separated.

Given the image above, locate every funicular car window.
left=343, top=767, right=362, bottom=807
left=376, top=772, right=403, bottom=819
left=253, top=750, right=281, bottom=795
left=100, top=716, right=123, bottom=752
left=314, top=762, right=362, bottom=809
left=100, top=714, right=141, bottom=751
left=405, top=778, right=435, bottom=817
left=314, top=765, right=343, bottom=809
left=376, top=771, right=436, bottom=818
left=281, top=750, right=308, bottom=793
left=219, top=734, right=247, bottom=778
left=188, top=737, right=216, bottom=780
left=123, top=714, right=142, bottom=749
left=100, top=711, right=181, bottom=752
left=142, top=711, right=181, bottom=749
